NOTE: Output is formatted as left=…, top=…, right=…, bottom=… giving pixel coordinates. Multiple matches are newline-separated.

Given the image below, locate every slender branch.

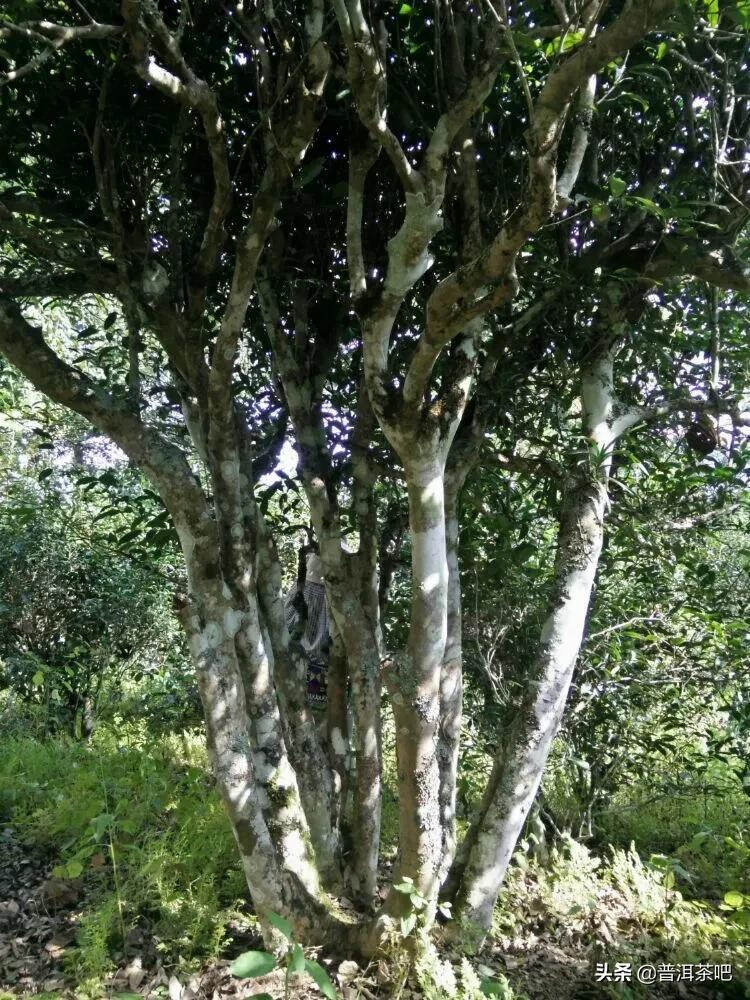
left=346, top=134, right=380, bottom=304
left=331, top=0, right=421, bottom=193
left=587, top=616, right=664, bottom=641
left=427, top=0, right=677, bottom=344
left=0, top=270, right=120, bottom=298
left=483, top=0, right=534, bottom=126
left=0, top=20, right=121, bottom=86
left=120, top=0, right=231, bottom=289
left=613, top=394, right=750, bottom=438
left=206, top=12, right=330, bottom=451
left=0, top=297, right=206, bottom=522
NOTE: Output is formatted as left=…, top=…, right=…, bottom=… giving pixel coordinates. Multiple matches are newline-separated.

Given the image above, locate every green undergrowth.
left=0, top=724, right=248, bottom=983
left=1, top=722, right=748, bottom=998
left=494, top=838, right=749, bottom=996
left=595, top=774, right=750, bottom=900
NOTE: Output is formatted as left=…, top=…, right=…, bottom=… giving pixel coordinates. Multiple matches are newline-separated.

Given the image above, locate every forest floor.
left=1, top=825, right=745, bottom=1000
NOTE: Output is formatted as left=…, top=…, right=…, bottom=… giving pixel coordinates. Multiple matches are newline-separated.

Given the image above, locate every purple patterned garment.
left=283, top=581, right=330, bottom=710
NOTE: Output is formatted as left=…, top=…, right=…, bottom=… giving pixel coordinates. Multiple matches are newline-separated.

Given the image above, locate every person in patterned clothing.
left=283, top=549, right=331, bottom=710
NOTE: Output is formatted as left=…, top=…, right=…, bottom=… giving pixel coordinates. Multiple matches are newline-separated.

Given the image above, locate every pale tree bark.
left=128, top=0, right=345, bottom=894
left=1, top=0, right=348, bottom=936
left=326, top=622, right=351, bottom=832
left=174, top=376, right=340, bottom=877
left=446, top=472, right=607, bottom=943
left=389, top=456, right=449, bottom=904
left=436, top=463, right=470, bottom=882
left=444, top=291, right=639, bottom=944
left=333, top=0, right=502, bottom=913
left=333, top=0, right=678, bottom=920
left=251, top=496, right=343, bottom=884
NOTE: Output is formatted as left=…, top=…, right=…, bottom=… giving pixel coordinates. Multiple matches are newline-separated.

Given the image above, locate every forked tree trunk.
left=253, top=513, right=343, bottom=885
left=257, top=280, right=383, bottom=906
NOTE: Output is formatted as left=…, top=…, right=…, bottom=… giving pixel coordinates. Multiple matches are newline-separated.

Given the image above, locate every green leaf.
left=609, top=176, right=627, bottom=198
left=38, top=468, right=53, bottom=482
left=511, top=32, right=540, bottom=53
left=304, top=959, right=338, bottom=998
left=480, top=980, right=507, bottom=997
left=393, top=878, right=415, bottom=894
left=724, top=891, right=745, bottom=908
left=229, top=950, right=277, bottom=978
left=61, top=859, right=81, bottom=879
left=103, top=311, right=118, bottom=329
left=400, top=913, right=417, bottom=936
left=289, top=943, right=305, bottom=974
left=617, top=91, right=650, bottom=112
left=656, top=41, right=668, bottom=60
left=627, top=195, right=664, bottom=218
left=705, top=0, right=719, bottom=26
left=737, top=0, right=750, bottom=28
left=32, top=670, right=45, bottom=687
left=545, top=30, right=585, bottom=56
left=591, top=201, right=610, bottom=223
left=293, top=157, right=325, bottom=190
left=399, top=3, right=413, bottom=12
left=268, top=911, right=294, bottom=940
left=512, top=542, right=535, bottom=564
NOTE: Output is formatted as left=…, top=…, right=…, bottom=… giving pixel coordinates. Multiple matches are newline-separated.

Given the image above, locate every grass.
left=1, top=719, right=748, bottom=998
left=494, top=838, right=749, bottom=997
left=0, top=723, right=249, bottom=983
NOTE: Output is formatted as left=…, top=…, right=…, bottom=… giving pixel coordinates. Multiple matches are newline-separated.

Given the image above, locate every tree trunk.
left=174, top=525, right=345, bottom=939
left=253, top=508, right=342, bottom=884
left=437, top=477, right=463, bottom=884
left=257, top=282, right=383, bottom=906
left=447, top=475, right=607, bottom=944
left=386, top=457, right=448, bottom=906
left=326, top=623, right=351, bottom=832
left=332, top=601, right=382, bottom=905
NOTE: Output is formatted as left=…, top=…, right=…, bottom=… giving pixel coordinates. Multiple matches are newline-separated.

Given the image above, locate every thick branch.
left=0, top=298, right=206, bottom=523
